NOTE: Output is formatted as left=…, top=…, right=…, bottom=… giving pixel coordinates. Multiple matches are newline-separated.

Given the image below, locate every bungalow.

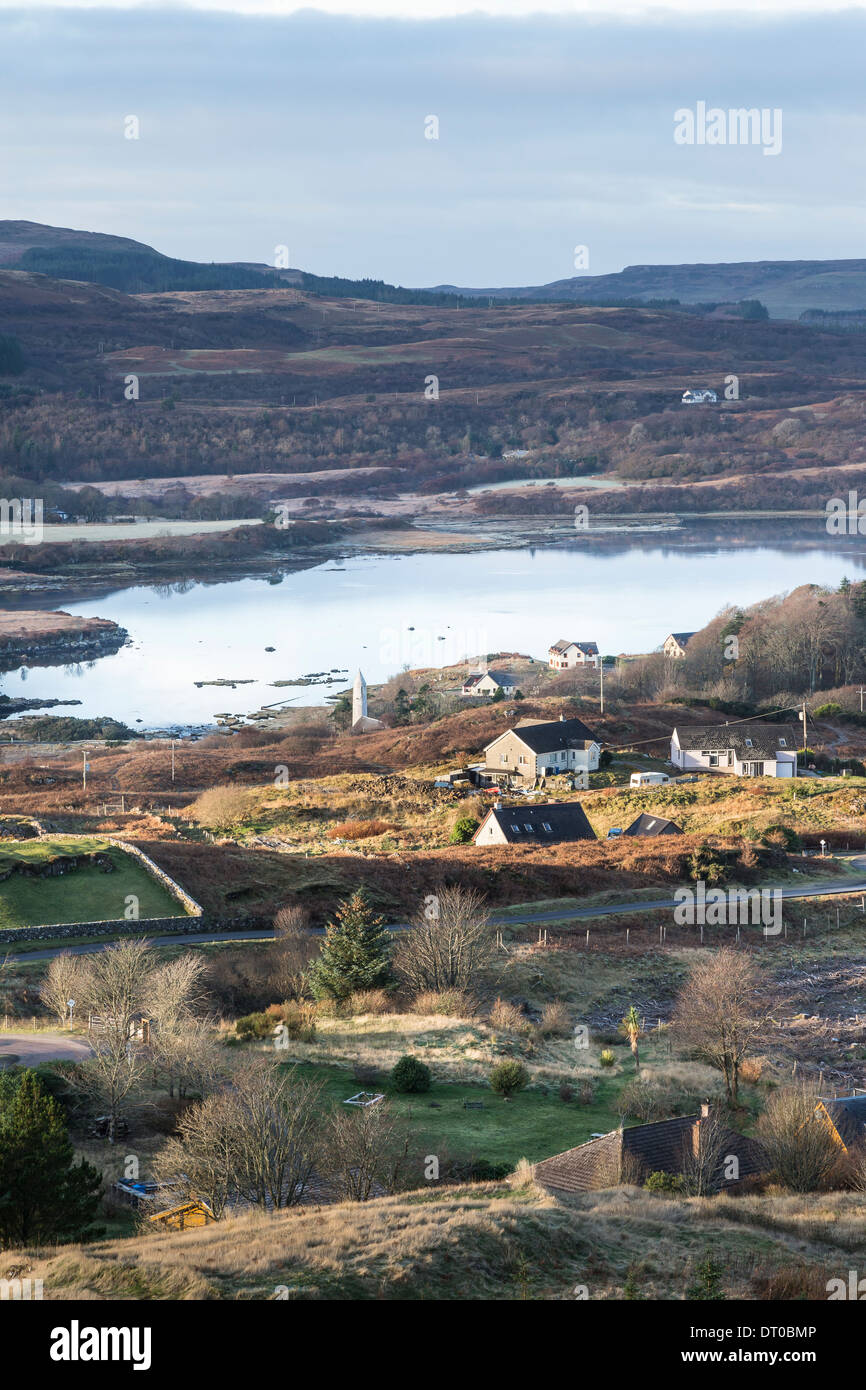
left=622, top=812, right=682, bottom=837
left=472, top=800, right=596, bottom=846
left=548, top=639, right=599, bottom=670
left=533, top=1105, right=765, bottom=1195
left=663, top=631, right=696, bottom=659
left=670, top=723, right=798, bottom=778
left=483, top=715, right=602, bottom=784
left=461, top=670, right=517, bottom=698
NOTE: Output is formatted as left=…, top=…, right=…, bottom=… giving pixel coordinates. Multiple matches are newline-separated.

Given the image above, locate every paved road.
left=0, top=1031, right=92, bottom=1065
left=7, top=862, right=866, bottom=962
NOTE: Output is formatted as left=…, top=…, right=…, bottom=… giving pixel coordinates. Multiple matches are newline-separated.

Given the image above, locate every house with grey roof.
left=670, top=723, right=798, bottom=778
left=663, top=631, right=697, bottom=659
left=472, top=800, right=596, bottom=846
left=548, top=639, right=600, bottom=670
left=460, top=670, right=517, bottom=697
left=483, top=714, right=602, bottom=784
left=533, top=1105, right=765, bottom=1195
left=814, top=1094, right=866, bottom=1153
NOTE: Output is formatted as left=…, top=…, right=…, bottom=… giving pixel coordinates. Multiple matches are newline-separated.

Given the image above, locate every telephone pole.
left=170, top=738, right=175, bottom=783
left=82, top=748, right=87, bottom=790
left=599, top=655, right=604, bottom=714
left=801, top=699, right=807, bottom=754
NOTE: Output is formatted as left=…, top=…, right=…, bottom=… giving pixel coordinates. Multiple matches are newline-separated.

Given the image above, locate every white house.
left=681, top=388, right=717, bottom=405
left=663, top=632, right=696, bottom=659
left=548, top=639, right=600, bottom=670
left=670, top=723, right=798, bottom=778
left=461, top=670, right=517, bottom=697
left=483, top=715, right=602, bottom=785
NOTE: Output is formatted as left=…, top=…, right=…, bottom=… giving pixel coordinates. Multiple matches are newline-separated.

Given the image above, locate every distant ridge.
left=2, top=223, right=866, bottom=318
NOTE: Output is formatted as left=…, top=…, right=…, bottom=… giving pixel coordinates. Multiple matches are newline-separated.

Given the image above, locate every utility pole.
left=82, top=749, right=87, bottom=790
left=170, top=738, right=175, bottom=783
left=860, top=686, right=864, bottom=714
left=800, top=699, right=807, bottom=754
left=599, top=655, right=604, bottom=714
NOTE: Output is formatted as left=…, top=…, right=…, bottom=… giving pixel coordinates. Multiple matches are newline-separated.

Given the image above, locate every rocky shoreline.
left=0, top=610, right=128, bottom=672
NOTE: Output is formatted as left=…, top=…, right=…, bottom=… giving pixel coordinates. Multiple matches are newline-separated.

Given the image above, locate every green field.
left=285, top=1061, right=625, bottom=1167
left=0, top=839, right=190, bottom=929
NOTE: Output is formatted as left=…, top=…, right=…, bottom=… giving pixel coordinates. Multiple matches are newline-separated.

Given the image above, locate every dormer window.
left=524, top=824, right=534, bottom=833
left=778, top=737, right=786, bottom=747
left=510, top=824, right=520, bottom=833
left=542, top=822, right=553, bottom=833
left=745, top=738, right=753, bottom=747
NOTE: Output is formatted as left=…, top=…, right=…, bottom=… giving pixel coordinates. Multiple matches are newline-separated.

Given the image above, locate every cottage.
left=681, top=388, right=718, bottom=404
left=461, top=669, right=517, bottom=698
left=533, top=1105, right=764, bottom=1194
left=483, top=714, right=602, bottom=784
left=472, top=800, right=596, bottom=846
left=671, top=723, right=798, bottom=778
left=548, top=639, right=599, bottom=670
left=663, top=631, right=696, bottom=659
left=622, top=812, right=682, bottom=837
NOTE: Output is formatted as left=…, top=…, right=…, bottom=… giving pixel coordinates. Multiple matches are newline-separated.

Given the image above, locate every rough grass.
left=11, top=1183, right=866, bottom=1300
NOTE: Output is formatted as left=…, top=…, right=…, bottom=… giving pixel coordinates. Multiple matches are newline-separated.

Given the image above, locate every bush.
left=281, top=1000, right=317, bottom=1042
left=558, top=1082, right=574, bottom=1102
left=411, top=989, right=475, bottom=1017
left=539, top=1000, right=570, bottom=1037
left=619, top=1079, right=665, bottom=1122
left=188, top=785, right=250, bottom=831
left=599, top=1049, right=616, bottom=1068
left=327, top=819, right=397, bottom=841
left=450, top=816, right=480, bottom=844
left=347, top=989, right=391, bottom=1016
left=489, top=1059, right=529, bottom=1099
left=235, top=1011, right=274, bottom=1040
left=645, top=1170, right=684, bottom=1194
left=760, top=824, right=800, bottom=851
left=489, top=997, right=525, bottom=1031
left=390, top=1055, right=432, bottom=1094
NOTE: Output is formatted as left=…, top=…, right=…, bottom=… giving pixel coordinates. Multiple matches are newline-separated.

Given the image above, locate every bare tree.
left=679, top=1106, right=732, bottom=1196
left=74, top=939, right=155, bottom=1142
left=672, top=948, right=773, bottom=1104
left=270, top=904, right=319, bottom=1000
left=394, top=884, right=494, bottom=994
left=756, top=1084, right=842, bottom=1192
left=40, top=952, right=88, bottom=1026
left=151, top=1091, right=238, bottom=1218
left=232, top=1061, right=325, bottom=1210
left=325, top=1102, right=413, bottom=1202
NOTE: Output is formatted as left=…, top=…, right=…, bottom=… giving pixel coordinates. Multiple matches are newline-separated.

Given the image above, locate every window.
left=542, top=822, right=553, bottom=833
left=510, top=824, right=520, bottom=833
left=745, top=738, right=753, bottom=747
left=709, top=753, right=719, bottom=767
left=500, top=754, right=508, bottom=764
left=524, top=823, right=534, bottom=833
left=778, top=737, right=786, bottom=747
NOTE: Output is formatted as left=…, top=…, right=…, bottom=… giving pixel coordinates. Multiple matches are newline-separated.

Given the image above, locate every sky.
left=0, top=2, right=861, bottom=285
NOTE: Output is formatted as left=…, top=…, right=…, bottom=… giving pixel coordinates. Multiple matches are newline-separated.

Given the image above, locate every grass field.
left=0, top=839, right=189, bottom=928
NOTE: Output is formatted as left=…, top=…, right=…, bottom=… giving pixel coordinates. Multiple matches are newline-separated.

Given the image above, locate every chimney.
left=559, top=713, right=565, bottom=722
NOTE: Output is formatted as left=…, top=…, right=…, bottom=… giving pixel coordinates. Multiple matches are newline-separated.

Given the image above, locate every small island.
left=0, top=609, right=128, bottom=672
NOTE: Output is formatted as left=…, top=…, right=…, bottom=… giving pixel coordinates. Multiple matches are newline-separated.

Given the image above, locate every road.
left=7, top=860, right=866, bottom=962
left=0, top=1031, right=92, bottom=1065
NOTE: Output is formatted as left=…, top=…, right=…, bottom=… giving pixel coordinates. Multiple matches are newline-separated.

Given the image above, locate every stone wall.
left=0, top=912, right=272, bottom=946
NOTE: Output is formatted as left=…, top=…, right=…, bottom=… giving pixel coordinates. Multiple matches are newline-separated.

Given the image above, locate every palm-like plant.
left=619, top=1006, right=644, bottom=1074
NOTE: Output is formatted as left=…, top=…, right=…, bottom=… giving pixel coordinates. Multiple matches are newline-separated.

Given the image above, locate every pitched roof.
left=490, top=716, right=600, bottom=755
left=549, top=639, right=599, bottom=655
left=623, top=812, right=682, bottom=837
left=667, top=631, right=697, bottom=646
left=672, top=723, right=798, bottom=758
left=463, top=670, right=515, bottom=688
left=475, top=801, right=596, bottom=845
left=533, top=1114, right=766, bottom=1194
left=820, top=1096, right=866, bottom=1148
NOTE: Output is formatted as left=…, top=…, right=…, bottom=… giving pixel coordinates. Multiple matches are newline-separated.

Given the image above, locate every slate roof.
left=475, top=801, right=596, bottom=845
left=463, top=669, right=516, bottom=689
left=820, top=1096, right=866, bottom=1149
left=549, top=639, right=599, bottom=655
left=533, top=1114, right=766, bottom=1194
left=494, top=716, right=601, bottom=755
left=623, top=812, right=682, bottom=837
left=672, top=723, right=798, bottom=758
left=667, top=631, right=697, bottom=647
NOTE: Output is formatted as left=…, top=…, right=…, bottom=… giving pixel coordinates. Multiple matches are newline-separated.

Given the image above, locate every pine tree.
left=0, top=1070, right=102, bottom=1248
left=309, top=890, right=392, bottom=1001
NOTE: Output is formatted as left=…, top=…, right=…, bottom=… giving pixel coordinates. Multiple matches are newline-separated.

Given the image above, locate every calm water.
left=3, top=526, right=866, bottom=729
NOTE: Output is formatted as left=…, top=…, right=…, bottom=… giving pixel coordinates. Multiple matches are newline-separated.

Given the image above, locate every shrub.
left=761, top=825, right=800, bottom=851
left=281, top=1000, right=317, bottom=1042
left=235, top=1011, right=274, bottom=1040
left=450, top=816, right=479, bottom=844
left=489, top=997, right=525, bottom=1031
left=347, top=989, right=391, bottom=1016
left=411, top=989, right=475, bottom=1017
left=489, top=1059, right=529, bottom=1099
left=390, top=1055, right=432, bottom=1094
left=327, top=819, right=397, bottom=841
left=599, top=1049, right=616, bottom=1068
left=539, top=1000, right=570, bottom=1037
left=619, top=1080, right=665, bottom=1122
left=558, top=1082, right=574, bottom=1103
left=188, top=785, right=250, bottom=831
left=644, top=1170, right=684, bottom=1194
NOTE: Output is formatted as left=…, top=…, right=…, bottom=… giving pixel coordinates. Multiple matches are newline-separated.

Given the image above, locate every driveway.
left=0, top=1031, right=92, bottom=1065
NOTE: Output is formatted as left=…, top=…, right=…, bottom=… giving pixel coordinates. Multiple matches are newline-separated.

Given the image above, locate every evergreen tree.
left=309, top=890, right=392, bottom=1001
left=0, top=1070, right=101, bottom=1248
